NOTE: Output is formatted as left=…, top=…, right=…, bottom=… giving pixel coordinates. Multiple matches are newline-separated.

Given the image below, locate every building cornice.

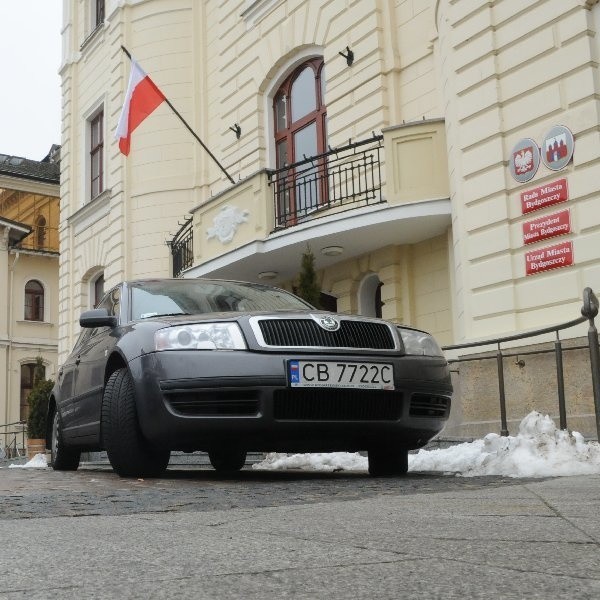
left=0, top=174, right=59, bottom=196
left=9, top=248, right=59, bottom=259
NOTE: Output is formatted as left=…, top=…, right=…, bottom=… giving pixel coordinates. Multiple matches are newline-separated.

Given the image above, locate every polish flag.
left=115, top=58, right=165, bottom=155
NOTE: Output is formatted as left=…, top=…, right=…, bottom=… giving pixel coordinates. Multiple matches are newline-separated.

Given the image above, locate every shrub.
left=297, top=246, right=321, bottom=308
left=26, top=358, right=54, bottom=440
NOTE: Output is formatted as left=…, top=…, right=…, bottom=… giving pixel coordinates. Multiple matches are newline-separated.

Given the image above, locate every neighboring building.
left=60, top=0, right=600, bottom=437
left=0, top=148, right=60, bottom=439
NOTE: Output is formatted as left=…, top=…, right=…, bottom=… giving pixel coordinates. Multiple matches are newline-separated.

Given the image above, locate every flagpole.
left=120, top=46, right=236, bottom=185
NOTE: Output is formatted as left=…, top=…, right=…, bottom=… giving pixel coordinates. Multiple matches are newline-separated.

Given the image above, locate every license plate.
left=288, top=360, right=394, bottom=390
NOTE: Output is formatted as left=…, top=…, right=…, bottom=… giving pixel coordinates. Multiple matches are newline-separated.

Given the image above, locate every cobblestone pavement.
left=0, top=462, right=522, bottom=520
left=1, top=462, right=599, bottom=599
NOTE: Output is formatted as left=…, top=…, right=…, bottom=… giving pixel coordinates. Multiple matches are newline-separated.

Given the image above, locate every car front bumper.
left=128, top=350, right=453, bottom=453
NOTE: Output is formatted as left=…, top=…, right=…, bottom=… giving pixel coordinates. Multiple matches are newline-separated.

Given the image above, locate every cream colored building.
left=60, top=0, right=600, bottom=437
left=0, top=149, right=60, bottom=446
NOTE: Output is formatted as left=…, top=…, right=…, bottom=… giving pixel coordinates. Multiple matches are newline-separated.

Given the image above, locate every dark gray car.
left=48, top=278, right=452, bottom=477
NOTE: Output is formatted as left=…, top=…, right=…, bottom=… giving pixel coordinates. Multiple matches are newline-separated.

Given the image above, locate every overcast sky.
left=0, top=1, right=62, bottom=161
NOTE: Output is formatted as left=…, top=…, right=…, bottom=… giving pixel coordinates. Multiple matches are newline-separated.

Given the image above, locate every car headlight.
left=399, top=328, right=444, bottom=357
left=155, top=323, right=247, bottom=351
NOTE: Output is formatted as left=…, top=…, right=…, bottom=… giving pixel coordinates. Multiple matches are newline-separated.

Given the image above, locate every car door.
left=70, top=287, right=122, bottom=442
left=56, top=329, right=92, bottom=437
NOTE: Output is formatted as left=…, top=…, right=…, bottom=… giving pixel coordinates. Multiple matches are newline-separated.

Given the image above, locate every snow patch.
left=8, top=453, right=48, bottom=469
left=253, top=411, right=600, bottom=478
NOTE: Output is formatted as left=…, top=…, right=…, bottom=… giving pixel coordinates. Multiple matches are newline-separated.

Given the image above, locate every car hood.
left=147, top=310, right=321, bottom=325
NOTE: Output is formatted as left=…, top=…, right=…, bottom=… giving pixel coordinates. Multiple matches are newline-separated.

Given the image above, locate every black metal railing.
left=0, top=421, right=26, bottom=460
left=442, top=288, right=600, bottom=440
left=168, top=217, right=193, bottom=278
left=268, top=134, right=384, bottom=229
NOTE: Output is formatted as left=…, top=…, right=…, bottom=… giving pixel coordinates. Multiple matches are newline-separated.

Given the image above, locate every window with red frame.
left=273, top=58, right=326, bottom=223
left=90, top=111, right=104, bottom=199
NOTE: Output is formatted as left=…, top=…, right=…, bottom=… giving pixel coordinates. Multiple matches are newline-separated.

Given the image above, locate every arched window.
left=93, top=272, right=105, bottom=307
left=24, top=280, right=44, bottom=321
left=358, top=273, right=384, bottom=318
left=20, top=362, right=45, bottom=421
left=35, top=215, right=47, bottom=249
left=273, top=58, right=326, bottom=224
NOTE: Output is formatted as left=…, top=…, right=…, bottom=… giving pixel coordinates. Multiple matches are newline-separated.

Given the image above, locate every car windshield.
left=130, top=280, right=312, bottom=320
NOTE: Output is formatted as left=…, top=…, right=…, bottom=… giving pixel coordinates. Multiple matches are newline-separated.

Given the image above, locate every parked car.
left=48, top=278, right=452, bottom=477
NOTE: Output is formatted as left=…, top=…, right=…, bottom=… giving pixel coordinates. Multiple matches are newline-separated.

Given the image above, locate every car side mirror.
left=80, top=308, right=118, bottom=328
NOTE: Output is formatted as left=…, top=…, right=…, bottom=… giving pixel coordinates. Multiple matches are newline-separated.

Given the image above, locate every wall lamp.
left=229, top=123, right=241, bottom=139
left=321, top=246, right=344, bottom=257
left=258, top=271, right=278, bottom=280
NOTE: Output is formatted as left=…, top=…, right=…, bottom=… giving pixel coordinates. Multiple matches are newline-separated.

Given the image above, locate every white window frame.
left=23, top=278, right=49, bottom=323
left=82, top=101, right=106, bottom=205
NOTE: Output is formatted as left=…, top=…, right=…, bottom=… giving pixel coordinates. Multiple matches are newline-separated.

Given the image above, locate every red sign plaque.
left=522, top=209, right=570, bottom=245
left=525, top=241, right=573, bottom=276
left=520, top=178, right=568, bottom=214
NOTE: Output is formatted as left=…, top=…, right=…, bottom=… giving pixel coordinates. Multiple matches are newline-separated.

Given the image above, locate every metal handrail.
left=443, top=315, right=586, bottom=351
left=0, top=420, right=26, bottom=459
left=441, top=288, right=600, bottom=440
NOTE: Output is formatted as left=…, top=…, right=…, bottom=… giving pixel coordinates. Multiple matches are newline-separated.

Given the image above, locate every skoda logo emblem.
left=318, top=315, right=340, bottom=331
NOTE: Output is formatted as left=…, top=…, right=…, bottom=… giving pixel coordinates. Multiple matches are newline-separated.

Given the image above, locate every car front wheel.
left=208, top=448, right=247, bottom=473
left=101, top=368, right=170, bottom=478
left=49, top=408, right=81, bottom=471
left=368, top=447, right=409, bottom=477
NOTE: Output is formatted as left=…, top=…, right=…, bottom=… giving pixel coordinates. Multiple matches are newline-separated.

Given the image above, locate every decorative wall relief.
left=206, top=205, right=250, bottom=244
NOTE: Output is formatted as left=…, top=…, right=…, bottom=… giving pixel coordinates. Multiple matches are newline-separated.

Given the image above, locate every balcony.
left=0, top=191, right=60, bottom=254
left=269, top=135, right=384, bottom=229
left=14, top=225, right=59, bottom=254
left=177, top=120, right=451, bottom=282
left=169, top=218, right=193, bottom=278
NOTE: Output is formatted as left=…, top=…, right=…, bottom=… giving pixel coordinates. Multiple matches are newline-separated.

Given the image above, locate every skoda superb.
left=48, top=278, right=452, bottom=477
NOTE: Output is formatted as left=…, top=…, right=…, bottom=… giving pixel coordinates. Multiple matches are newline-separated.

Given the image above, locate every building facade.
left=60, top=0, right=600, bottom=437
left=0, top=149, right=60, bottom=441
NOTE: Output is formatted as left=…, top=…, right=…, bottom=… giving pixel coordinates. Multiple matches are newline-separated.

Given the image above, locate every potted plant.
left=26, top=357, right=54, bottom=459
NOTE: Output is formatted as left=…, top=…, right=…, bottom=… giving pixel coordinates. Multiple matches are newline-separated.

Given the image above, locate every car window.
left=72, top=327, right=93, bottom=352
left=130, top=280, right=311, bottom=320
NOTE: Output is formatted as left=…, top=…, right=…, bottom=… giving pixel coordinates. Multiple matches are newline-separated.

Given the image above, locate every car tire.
left=208, top=448, right=247, bottom=473
left=102, top=368, right=170, bottom=478
left=368, top=447, right=409, bottom=477
left=49, top=408, right=81, bottom=471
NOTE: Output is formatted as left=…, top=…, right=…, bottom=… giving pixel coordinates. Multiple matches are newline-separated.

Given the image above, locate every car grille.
left=409, top=394, right=451, bottom=418
left=164, top=391, right=260, bottom=417
left=257, top=318, right=396, bottom=349
left=273, top=389, right=403, bottom=421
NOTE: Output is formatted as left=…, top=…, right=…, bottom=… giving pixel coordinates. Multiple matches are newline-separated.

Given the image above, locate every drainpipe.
left=6, top=249, right=20, bottom=427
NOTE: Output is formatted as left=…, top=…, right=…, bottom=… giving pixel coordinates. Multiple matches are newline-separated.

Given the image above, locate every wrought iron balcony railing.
left=168, top=217, right=193, bottom=278
left=268, top=134, right=384, bottom=229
